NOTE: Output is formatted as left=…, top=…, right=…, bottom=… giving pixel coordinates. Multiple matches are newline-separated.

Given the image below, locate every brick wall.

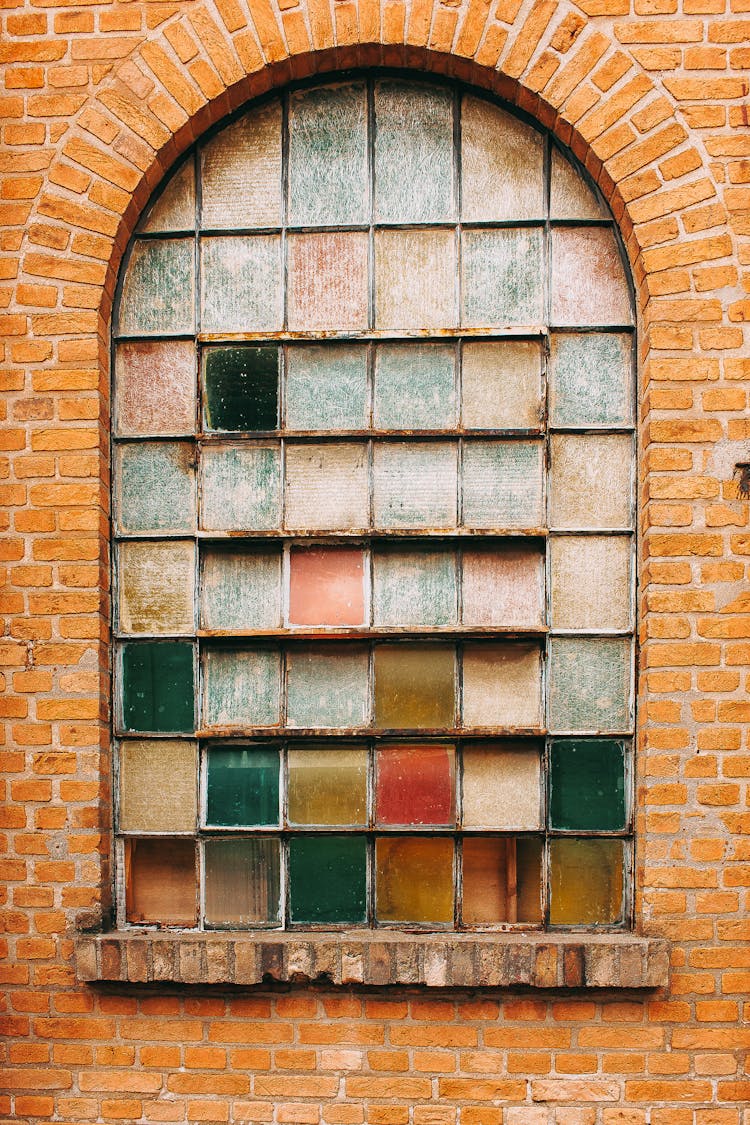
left=1, top=0, right=750, bottom=1122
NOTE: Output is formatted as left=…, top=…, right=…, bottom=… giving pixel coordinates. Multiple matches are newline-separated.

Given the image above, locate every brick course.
left=1, top=0, right=750, bottom=1122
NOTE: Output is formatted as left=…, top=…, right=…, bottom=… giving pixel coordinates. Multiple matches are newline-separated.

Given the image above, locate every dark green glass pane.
left=206, top=746, right=280, bottom=826
left=121, top=641, right=194, bottom=733
left=549, top=739, right=626, bottom=831
left=289, top=835, right=367, bottom=924
left=204, top=346, right=279, bottom=432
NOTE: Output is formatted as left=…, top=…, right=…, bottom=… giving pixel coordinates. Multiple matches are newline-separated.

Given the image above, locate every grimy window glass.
left=112, top=77, right=636, bottom=931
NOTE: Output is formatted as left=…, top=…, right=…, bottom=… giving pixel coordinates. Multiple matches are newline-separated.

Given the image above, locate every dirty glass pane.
left=374, top=230, right=456, bottom=330
left=141, top=158, right=195, bottom=233
left=285, top=344, right=368, bottom=432
left=374, top=644, right=455, bottom=729
left=373, top=548, right=457, bottom=628
left=550, top=535, right=632, bottom=631
left=200, top=547, right=282, bottom=631
left=549, top=433, right=633, bottom=530
left=119, top=739, right=197, bottom=833
left=201, top=235, right=282, bottom=333
left=549, top=332, right=633, bottom=427
left=202, top=648, right=280, bottom=728
left=373, top=443, right=458, bottom=530
left=203, top=346, right=279, bottom=432
left=461, top=546, right=544, bottom=628
left=200, top=101, right=282, bottom=229
left=376, top=837, right=453, bottom=924
left=284, top=443, right=368, bottom=532
left=462, top=837, right=543, bottom=925
left=462, top=440, right=543, bottom=529
left=549, top=838, right=625, bottom=926
left=551, top=228, right=633, bottom=326
left=461, top=96, right=544, bottom=222
left=204, top=838, right=281, bottom=927
left=125, top=838, right=196, bottom=926
left=287, top=232, right=368, bottom=332
left=288, top=546, right=366, bottom=627
left=115, top=442, right=196, bottom=534
left=374, top=343, right=457, bottom=431
left=462, top=743, right=541, bottom=829
left=288, top=83, right=368, bottom=226
left=120, top=641, right=195, bottom=733
left=200, top=443, right=281, bottom=532
left=206, top=745, right=280, bottom=826
left=550, top=147, right=607, bottom=221
left=286, top=646, right=369, bottom=729
left=461, top=229, right=544, bottom=327
left=549, top=637, right=633, bottom=733
left=115, top=340, right=197, bottom=438
left=376, top=744, right=455, bottom=826
left=462, top=643, right=542, bottom=729
left=550, top=739, right=626, bottom=832
left=119, top=239, right=194, bottom=336
left=374, top=80, right=455, bottom=224
left=118, top=540, right=195, bottom=635
left=461, top=340, right=542, bottom=430
left=289, top=836, right=367, bottom=924
left=287, top=745, right=368, bottom=826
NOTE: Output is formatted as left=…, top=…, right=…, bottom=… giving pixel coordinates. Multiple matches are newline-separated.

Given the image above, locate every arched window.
left=112, top=77, right=635, bottom=931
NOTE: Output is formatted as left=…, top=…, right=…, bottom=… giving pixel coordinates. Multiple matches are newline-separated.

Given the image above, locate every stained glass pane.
left=376, top=837, right=453, bottom=924
left=549, top=332, right=633, bottom=427
left=462, top=229, right=544, bottom=327
left=549, top=838, right=625, bottom=925
left=202, top=648, right=280, bottom=729
left=118, top=541, right=195, bottom=635
left=374, top=343, right=456, bottom=431
left=120, top=641, right=194, bottom=733
left=288, top=83, right=368, bottom=226
left=374, top=81, right=454, bottom=223
left=287, top=232, right=368, bottom=332
left=285, top=344, right=368, bottom=432
left=373, top=549, right=457, bottom=627
left=201, top=236, right=282, bottom=333
left=374, top=645, right=455, bottom=729
left=462, top=643, right=542, bottom=729
left=119, top=739, right=197, bottom=834
left=141, top=158, right=195, bottom=233
left=550, top=535, right=632, bottom=631
left=125, top=838, right=196, bottom=926
left=461, top=340, right=542, bottom=431
left=204, top=838, right=281, bottom=927
left=551, top=228, right=633, bottom=326
left=119, top=239, right=194, bottom=336
left=549, top=637, right=632, bottom=733
left=461, top=546, right=544, bottom=628
left=115, top=442, right=195, bottom=535
left=462, top=441, right=543, bottom=529
left=376, top=744, right=455, bottom=826
left=462, top=743, right=541, bottom=829
left=550, top=148, right=607, bottom=221
left=200, top=443, right=281, bottom=532
left=550, top=739, right=626, bottom=831
left=287, top=745, right=368, bottom=826
left=201, top=547, right=282, bottom=632
left=286, top=647, right=369, bottom=729
left=461, top=96, right=544, bottom=222
left=114, top=340, right=196, bottom=438
left=206, top=745, right=280, bottom=826
left=462, top=837, right=543, bottom=925
left=549, top=433, right=633, bottom=530
left=375, top=230, right=456, bottom=330
left=288, top=547, right=366, bottom=627
left=373, top=443, right=458, bottom=530
left=200, top=101, right=282, bottom=229
left=203, top=346, right=279, bottom=432
left=284, top=443, right=369, bottom=532
left=289, top=836, right=367, bottom=924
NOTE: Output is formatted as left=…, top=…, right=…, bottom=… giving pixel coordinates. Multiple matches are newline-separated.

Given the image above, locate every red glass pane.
left=288, top=547, right=366, bottom=627
left=376, top=744, right=455, bottom=826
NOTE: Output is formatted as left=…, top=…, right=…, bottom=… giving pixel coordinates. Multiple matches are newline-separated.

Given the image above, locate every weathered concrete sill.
left=75, top=932, right=669, bottom=989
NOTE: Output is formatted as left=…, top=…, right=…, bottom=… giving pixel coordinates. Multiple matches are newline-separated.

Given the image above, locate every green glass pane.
left=116, top=442, right=195, bottom=535
left=119, top=239, right=194, bottom=336
left=289, top=835, right=367, bottom=924
left=204, top=837, right=281, bottom=927
left=549, top=838, right=625, bottom=926
left=374, top=81, right=455, bottom=224
left=374, top=644, right=455, bottom=729
left=202, top=648, right=280, bottom=728
left=206, top=745, right=280, bottom=826
left=549, top=333, right=633, bottom=428
left=550, top=739, right=626, bottom=831
left=287, top=745, right=368, bottom=826
left=288, top=83, right=368, bottom=226
left=200, top=443, right=281, bottom=532
left=203, top=346, right=279, bottom=432
left=549, top=637, right=632, bottom=733
left=285, top=344, right=368, bottom=431
left=201, top=547, right=282, bottom=631
left=374, top=343, right=456, bottom=431
left=462, top=441, right=543, bottom=529
left=461, top=229, right=544, bottom=327
left=286, top=647, right=369, bottom=729
left=372, top=549, right=457, bottom=627
left=121, top=641, right=195, bottom=733
left=201, top=235, right=282, bottom=334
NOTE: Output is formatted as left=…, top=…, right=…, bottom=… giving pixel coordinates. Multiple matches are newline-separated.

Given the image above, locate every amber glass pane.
left=461, top=547, right=544, bottom=628
left=119, top=740, right=197, bottom=834
left=462, top=837, right=543, bottom=924
left=462, top=743, right=541, bottom=830
left=204, top=838, right=281, bottom=927
left=287, top=745, right=368, bottom=826
left=462, top=643, right=542, bottom=729
left=549, top=838, right=625, bottom=925
left=115, top=340, right=196, bottom=438
left=288, top=547, right=366, bottom=627
left=118, top=541, right=195, bottom=635
left=374, top=645, right=455, bottom=729
left=125, top=838, right=196, bottom=926
left=376, top=744, right=455, bottom=827
left=376, top=837, right=453, bottom=924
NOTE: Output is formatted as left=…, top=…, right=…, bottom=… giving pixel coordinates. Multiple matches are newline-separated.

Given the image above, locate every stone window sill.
left=75, top=932, right=668, bottom=989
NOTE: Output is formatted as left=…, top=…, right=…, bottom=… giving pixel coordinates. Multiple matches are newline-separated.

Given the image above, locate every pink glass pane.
left=288, top=547, right=366, bottom=627
left=551, top=228, right=633, bottom=326
left=115, top=340, right=196, bottom=437
left=376, top=744, right=455, bottom=826
left=462, top=546, right=544, bottom=628
left=287, top=232, right=368, bottom=332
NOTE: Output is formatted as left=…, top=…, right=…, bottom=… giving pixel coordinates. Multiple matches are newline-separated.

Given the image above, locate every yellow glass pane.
left=550, top=838, right=625, bottom=926
left=374, top=645, right=456, bottom=729
left=118, top=541, right=195, bottom=635
left=287, top=745, right=368, bottom=826
left=119, top=740, right=197, bottom=834
left=376, top=837, right=454, bottom=923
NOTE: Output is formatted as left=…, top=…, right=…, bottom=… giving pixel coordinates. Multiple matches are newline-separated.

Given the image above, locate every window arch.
left=112, top=76, right=636, bottom=932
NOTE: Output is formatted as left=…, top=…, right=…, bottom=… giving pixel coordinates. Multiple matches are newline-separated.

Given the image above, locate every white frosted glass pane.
left=200, top=444, right=281, bottom=532
left=375, top=230, right=456, bottom=330
left=461, top=96, right=544, bottom=222
left=462, top=643, right=542, bottom=729
left=462, top=743, right=541, bottom=830
left=285, top=443, right=369, bottom=531
left=462, top=340, right=542, bottom=430
left=550, top=535, right=632, bottom=631
left=550, top=148, right=607, bottom=221
left=550, top=433, right=633, bottom=530
left=462, top=441, right=543, bottom=529
left=373, top=443, right=458, bottom=530
left=549, top=637, right=633, bottom=733
left=374, top=81, right=455, bottom=223
left=551, top=228, right=633, bottom=326
left=141, top=159, right=195, bottom=233
left=201, top=236, right=282, bottom=333
left=201, top=101, right=282, bottom=229
left=288, top=83, right=368, bottom=226
left=549, top=332, right=633, bottom=427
